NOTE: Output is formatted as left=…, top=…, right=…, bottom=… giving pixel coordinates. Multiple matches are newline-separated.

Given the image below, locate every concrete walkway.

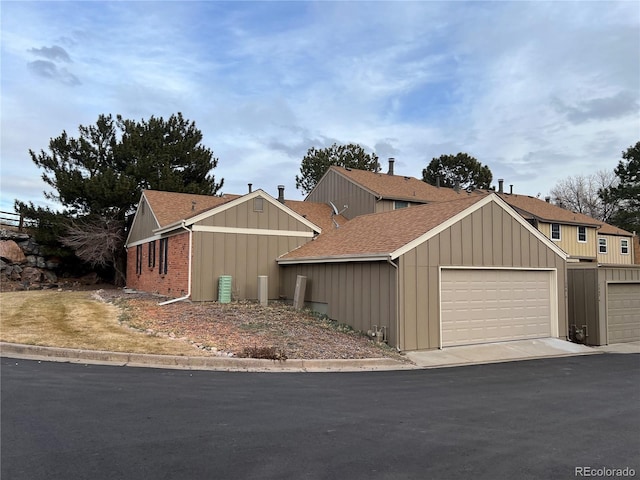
left=404, top=338, right=611, bottom=368
left=2, top=339, right=637, bottom=372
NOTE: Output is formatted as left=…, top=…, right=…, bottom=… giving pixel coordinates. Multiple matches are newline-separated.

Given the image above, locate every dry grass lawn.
left=0, top=290, right=208, bottom=356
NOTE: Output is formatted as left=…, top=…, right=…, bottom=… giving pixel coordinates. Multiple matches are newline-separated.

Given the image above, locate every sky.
left=1, top=1, right=639, bottom=213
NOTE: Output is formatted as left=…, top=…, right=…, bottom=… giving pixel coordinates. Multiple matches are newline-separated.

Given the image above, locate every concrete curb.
left=0, top=342, right=417, bottom=372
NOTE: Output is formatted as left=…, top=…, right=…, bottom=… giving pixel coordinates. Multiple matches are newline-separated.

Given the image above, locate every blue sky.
left=1, top=1, right=639, bottom=212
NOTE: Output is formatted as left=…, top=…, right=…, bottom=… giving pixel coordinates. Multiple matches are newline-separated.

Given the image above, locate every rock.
left=18, top=238, right=39, bottom=255
left=43, top=269, right=58, bottom=283
left=46, top=257, right=62, bottom=270
left=21, top=266, right=43, bottom=283
left=0, top=240, right=26, bottom=263
left=0, top=229, right=29, bottom=241
left=36, top=256, right=46, bottom=268
left=79, top=272, right=101, bottom=285
left=26, top=255, right=37, bottom=266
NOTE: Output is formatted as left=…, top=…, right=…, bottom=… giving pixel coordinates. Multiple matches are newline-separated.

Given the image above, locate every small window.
left=159, top=238, right=168, bottom=274
left=148, top=240, right=156, bottom=268
left=577, top=226, right=587, bottom=243
left=254, top=197, right=264, bottom=212
left=621, top=239, right=629, bottom=255
left=394, top=201, right=409, bottom=209
left=551, top=223, right=561, bottom=241
left=598, top=237, right=607, bottom=254
left=136, top=245, right=143, bottom=275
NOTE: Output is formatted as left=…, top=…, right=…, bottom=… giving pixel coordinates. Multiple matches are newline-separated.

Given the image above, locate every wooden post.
left=293, top=275, right=307, bottom=310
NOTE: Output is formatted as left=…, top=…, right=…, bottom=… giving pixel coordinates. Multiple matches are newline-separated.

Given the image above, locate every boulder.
left=0, top=240, right=26, bottom=263
left=21, top=266, right=43, bottom=284
left=26, top=255, right=37, bottom=266
left=43, top=269, right=58, bottom=283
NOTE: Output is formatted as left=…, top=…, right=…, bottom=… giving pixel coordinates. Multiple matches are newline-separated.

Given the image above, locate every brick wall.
left=126, top=231, right=190, bottom=298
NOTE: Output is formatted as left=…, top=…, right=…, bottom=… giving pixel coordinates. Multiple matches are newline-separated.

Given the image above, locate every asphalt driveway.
left=2, top=354, right=639, bottom=480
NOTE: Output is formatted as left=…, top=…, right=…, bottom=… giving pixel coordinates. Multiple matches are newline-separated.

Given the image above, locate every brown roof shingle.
left=142, top=190, right=240, bottom=227
left=330, top=166, right=486, bottom=203
left=280, top=195, right=486, bottom=260
left=284, top=200, right=347, bottom=232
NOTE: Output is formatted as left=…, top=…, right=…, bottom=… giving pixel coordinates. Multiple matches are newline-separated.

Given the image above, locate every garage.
left=607, top=283, right=640, bottom=344
left=441, top=269, right=554, bottom=347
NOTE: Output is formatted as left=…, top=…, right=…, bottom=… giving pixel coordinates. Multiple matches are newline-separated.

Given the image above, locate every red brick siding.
left=126, top=232, right=190, bottom=298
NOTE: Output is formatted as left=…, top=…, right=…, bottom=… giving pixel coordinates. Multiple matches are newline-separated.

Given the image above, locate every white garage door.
left=441, top=269, right=553, bottom=347
left=607, top=283, right=640, bottom=344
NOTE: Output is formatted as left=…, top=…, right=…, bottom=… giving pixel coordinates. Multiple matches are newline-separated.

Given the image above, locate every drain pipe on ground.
left=158, top=221, right=192, bottom=306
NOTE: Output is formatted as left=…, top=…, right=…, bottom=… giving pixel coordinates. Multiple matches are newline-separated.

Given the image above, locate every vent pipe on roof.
left=436, top=176, right=441, bottom=188
left=509, top=184, right=513, bottom=195
left=248, top=183, right=253, bottom=193
left=498, top=179, right=504, bottom=194
left=191, top=201, right=196, bottom=211
left=388, top=158, right=395, bottom=176
left=454, top=179, right=460, bottom=193
left=545, top=196, right=551, bottom=203
left=277, top=185, right=285, bottom=203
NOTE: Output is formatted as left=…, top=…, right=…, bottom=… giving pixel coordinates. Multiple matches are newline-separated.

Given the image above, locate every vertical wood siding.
left=279, top=262, right=398, bottom=347
left=307, top=170, right=377, bottom=219
left=399, top=202, right=567, bottom=350
left=127, top=197, right=160, bottom=244
left=538, top=223, right=597, bottom=259
left=597, top=234, right=633, bottom=265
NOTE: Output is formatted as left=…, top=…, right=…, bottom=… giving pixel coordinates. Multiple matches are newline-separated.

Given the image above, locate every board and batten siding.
left=190, top=199, right=315, bottom=302
left=567, top=265, right=640, bottom=345
left=127, top=197, right=160, bottom=244
left=279, top=262, right=398, bottom=347
left=307, top=169, right=377, bottom=220
left=399, top=201, right=568, bottom=351
left=537, top=223, right=597, bottom=260
left=597, top=234, right=634, bottom=265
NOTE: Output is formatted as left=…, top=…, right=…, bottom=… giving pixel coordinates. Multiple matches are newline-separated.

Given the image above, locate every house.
left=306, top=162, right=479, bottom=219
left=497, top=192, right=636, bottom=265
left=278, top=194, right=568, bottom=351
left=125, top=188, right=343, bottom=302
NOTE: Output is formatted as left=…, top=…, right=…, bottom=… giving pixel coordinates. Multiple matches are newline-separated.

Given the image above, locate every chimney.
left=248, top=183, right=252, bottom=193
left=454, top=179, right=460, bottom=193
left=545, top=196, right=551, bottom=203
left=277, top=185, right=285, bottom=203
left=436, top=176, right=441, bottom=188
left=498, top=179, right=504, bottom=194
left=509, top=184, right=513, bottom=195
left=387, top=158, right=395, bottom=176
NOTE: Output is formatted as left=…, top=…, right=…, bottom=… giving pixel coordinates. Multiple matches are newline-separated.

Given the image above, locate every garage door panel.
left=441, top=269, right=552, bottom=347
left=607, top=283, right=640, bottom=344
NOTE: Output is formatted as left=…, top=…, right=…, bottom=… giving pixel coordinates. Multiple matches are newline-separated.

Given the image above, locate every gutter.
left=386, top=257, right=401, bottom=352
left=158, top=221, right=192, bottom=306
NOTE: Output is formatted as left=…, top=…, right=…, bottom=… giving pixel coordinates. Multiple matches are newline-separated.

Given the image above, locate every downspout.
left=158, top=221, right=192, bottom=306
left=386, top=256, right=401, bottom=352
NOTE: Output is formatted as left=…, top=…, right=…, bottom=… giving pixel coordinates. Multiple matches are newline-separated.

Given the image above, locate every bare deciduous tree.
left=60, top=216, right=125, bottom=285
left=549, top=170, right=619, bottom=222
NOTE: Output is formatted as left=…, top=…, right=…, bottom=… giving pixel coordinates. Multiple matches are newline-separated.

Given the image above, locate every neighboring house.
left=278, top=194, right=568, bottom=351
left=125, top=188, right=342, bottom=302
left=306, top=161, right=483, bottom=220
left=497, top=193, right=635, bottom=265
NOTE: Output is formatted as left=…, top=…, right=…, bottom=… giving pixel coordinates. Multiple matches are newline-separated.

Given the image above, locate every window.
left=551, top=223, right=561, bottom=241
left=159, top=238, right=168, bottom=274
left=598, top=237, right=607, bottom=254
left=135, top=245, right=143, bottom=275
left=148, top=240, right=156, bottom=268
left=253, top=197, right=264, bottom=212
left=394, top=201, right=409, bottom=209
left=621, top=239, right=629, bottom=255
left=577, top=226, right=587, bottom=243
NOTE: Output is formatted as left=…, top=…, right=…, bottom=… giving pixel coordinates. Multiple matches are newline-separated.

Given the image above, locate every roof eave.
left=277, top=253, right=391, bottom=265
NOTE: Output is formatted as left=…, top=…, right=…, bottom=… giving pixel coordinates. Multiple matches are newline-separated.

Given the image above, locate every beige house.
left=125, top=189, right=342, bottom=302
left=279, top=194, right=568, bottom=351
left=498, top=193, right=635, bottom=265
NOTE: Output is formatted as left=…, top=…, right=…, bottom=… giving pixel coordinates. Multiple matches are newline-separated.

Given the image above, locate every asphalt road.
left=2, top=354, right=639, bottom=480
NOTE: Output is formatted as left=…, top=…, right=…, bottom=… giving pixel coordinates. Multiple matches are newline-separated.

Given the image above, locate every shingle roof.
left=498, top=193, right=633, bottom=236
left=329, top=166, right=485, bottom=203
left=498, top=193, right=602, bottom=227
left=280, top=195, right=487, bottom=260
left=142, top=190, right=344, bottom=233
left=143, top=190, right=240, bottom=227
left=284, top=200, right=347, bottom=232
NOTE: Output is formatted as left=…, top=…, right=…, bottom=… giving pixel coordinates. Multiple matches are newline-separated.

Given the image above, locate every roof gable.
left=143, top=190, right=240, bottom=228
left=499, top=193, right=602, bottom=227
